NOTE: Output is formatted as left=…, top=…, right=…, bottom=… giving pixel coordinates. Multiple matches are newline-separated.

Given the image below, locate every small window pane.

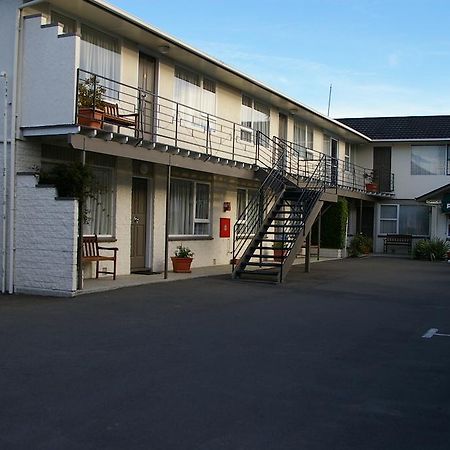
left=194, top=223, right=209, bottom=235
left=411, top=145, right=446, bottom=175
left=399, top=205, right=429, bottom=235
left=380, top=205, right=397, bottom=219
left=380, top=220, right=397, bottom=234
left=195, top=183, right=210, bottom=220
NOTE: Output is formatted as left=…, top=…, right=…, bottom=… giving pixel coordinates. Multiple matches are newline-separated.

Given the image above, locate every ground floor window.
left=379, top=204, right=430, bottom=236
left=236, top=188, right=258, bottom=236
left=83, top=166, right=115, bottom=236
left=169, top=179, right=210, bottom=236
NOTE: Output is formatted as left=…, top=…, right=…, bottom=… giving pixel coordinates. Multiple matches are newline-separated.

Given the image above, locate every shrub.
left=313, top=198, right=348, bottom=249
left=348, top=234, right=373, bottom=257
left=413, top=238, right=450, bottom=261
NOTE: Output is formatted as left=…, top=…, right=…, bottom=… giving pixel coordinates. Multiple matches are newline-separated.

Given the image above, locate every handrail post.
left=175, top=103, right=179, bottom=148
left=206, top=113, right=210, bottom=154
left=255, top=131, right=260, bottom=164
left=92, top=74, right=97, bottom=112
left=75, top=69, right=80, bottom=124
left=232, top=123, right=236, bottom=160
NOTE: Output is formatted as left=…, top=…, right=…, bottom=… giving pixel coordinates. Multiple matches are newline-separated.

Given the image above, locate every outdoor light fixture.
left=158, top=45, right=170, bottom=54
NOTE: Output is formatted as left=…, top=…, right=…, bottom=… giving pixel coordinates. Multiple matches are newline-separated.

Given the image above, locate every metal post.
left=305, top=232, right=311, bottom=273
left=77, top=149, right=86, bottom=291
left=1, top=72, right=7, bottom=293
left=359, top=198, right=363, bottom=234
left=317, top=209, right=321, bottom=261
left=75, top=69, right=80, bottom=124
left=232, top=123, right=236, bottom=160
left=92, top=74, right=97, bottom=112
left=174, top=103, right=179, bottom=148
left=164, top=160, right=171, bottom=279
left=255, top=131, right=259, bottom=164
left=206, top=114, right=210, bottom=154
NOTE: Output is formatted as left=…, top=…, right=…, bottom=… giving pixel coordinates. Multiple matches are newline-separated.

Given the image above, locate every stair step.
left=245, top=261, right=282, bottom=267
left=236, top=271, right=280, bottom=283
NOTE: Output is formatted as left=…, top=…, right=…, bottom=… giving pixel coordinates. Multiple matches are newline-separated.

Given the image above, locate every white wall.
left=15, top=174, right=78, bottom=296
left=21, top=15, right=79, bottom=129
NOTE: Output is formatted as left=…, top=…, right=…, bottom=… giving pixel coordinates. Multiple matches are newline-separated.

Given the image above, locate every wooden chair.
left=82, top=235, right=118, bottom=280
left=102, top=102, right=138, bottom=133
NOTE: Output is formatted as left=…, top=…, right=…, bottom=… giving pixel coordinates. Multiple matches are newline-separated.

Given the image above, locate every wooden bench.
left=82, top=235, right=118, bottom=280
left=383, top=234, right=412, bottom=254
left=103, top=102, right=138, bottom=133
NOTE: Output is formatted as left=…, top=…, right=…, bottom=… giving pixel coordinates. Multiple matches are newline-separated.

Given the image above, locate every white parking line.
left=422, top=328, right=450, bottom=339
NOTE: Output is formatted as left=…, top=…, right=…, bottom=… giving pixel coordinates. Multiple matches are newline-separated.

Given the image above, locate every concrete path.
left=1, top=257, right=449, bottom=449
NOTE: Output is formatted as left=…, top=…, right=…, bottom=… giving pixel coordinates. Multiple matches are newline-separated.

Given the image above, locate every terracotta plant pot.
left=273, top=249, right=288, bottom=263
left=77, top=108, right=104, bottom=128
left=171, top=256, right=193, bottom=273
left=365, top=182, right=378, bottom=193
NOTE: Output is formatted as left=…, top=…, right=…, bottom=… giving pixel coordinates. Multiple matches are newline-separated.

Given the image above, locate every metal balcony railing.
left=75, top=69, right=394, bottom=193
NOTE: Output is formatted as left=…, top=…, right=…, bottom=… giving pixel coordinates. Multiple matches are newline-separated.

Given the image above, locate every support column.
left=305, top=232, right=311, bottom=273
left=164, top=159, right=171, bottom=279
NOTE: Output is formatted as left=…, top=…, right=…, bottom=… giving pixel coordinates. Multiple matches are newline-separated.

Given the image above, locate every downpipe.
left=0, top=72, right=7, bottom=294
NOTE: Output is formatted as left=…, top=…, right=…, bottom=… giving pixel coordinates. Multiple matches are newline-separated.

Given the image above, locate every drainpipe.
left=6, top=6, right=22, bottom=294
left=0, top=72, right=7, bottom=294
left=164, top=157, right=171, bottom=279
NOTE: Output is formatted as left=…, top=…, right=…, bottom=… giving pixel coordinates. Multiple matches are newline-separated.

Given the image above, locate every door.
left=373, top=146, right=392, bottom=192
left=138, top=53, right=156, bottom=140
left=131, top=177, right=148, bottom=271
left=276, top=113, right=288, bottom=169
left=330, top=138, right=339, bottom=186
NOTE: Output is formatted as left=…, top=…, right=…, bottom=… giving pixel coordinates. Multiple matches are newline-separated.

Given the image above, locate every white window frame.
left=379, top=204, right=430, bottom=237
left=411, top=144, right=448, bottom=176
left=174, top=66, right=217, bottom=132
left=379, top=204, right=399, bottom=235
left=169, top=178, right=211, bottom=238
left=345, top=143, right=356, bottom=171
left=293, top=121, right=314, bottom=160
left=239, top=95, right=270, bottom=147
left=236, top=187, right=258, bottom=237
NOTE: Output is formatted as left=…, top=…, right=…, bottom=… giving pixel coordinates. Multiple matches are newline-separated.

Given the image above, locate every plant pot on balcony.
left=171, top=257, right=193, bottom=273
left=365, top=182, right=378, bottom=193
left=77, top=108, right=104, bottom=129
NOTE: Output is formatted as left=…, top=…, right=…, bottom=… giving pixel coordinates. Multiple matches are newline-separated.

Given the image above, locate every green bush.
left=348, top=234, right=373, bottom=257
left=413, top=238, right=450, bottom=261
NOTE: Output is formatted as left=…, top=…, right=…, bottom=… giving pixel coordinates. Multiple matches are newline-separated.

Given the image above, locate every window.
left=345, top=143, right=356, bottom=171
left=84, top=167, right=115, bottom=236
left=240, top=95, right=270, bottom=146
left=174, top=67, right=216, bottom=129
left=379, top=204, right=430, bottom=236
left=80, top=25, right=120, bottom=96
left=293, top=122, right=314, bottom=159
left=169, top=179, right=210, bottom=236
left=411, top=145, right=447, bottom=175
left=323, top=135, right=331, bottom=156
left=236, top=188, right=258, bottom=235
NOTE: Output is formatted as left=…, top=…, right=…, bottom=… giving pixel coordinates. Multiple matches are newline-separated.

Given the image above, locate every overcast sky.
left=109, top=0, right=450, bottom=118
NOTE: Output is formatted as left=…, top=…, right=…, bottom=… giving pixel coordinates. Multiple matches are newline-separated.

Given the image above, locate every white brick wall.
left=15, top=174, right=78, bottom=296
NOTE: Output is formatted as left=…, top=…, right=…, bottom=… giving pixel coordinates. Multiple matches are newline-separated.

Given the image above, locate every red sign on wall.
left=219, top=218, right=231, bottom=238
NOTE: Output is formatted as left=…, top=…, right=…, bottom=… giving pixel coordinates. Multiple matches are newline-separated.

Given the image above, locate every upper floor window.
left=240, top=95, right=270, bottom=146
left=293, top=121, right=314, bottom=159
left=411, top=145, right=449, bottom=175
left=80, top=25, right=120, bottom=95
left=236, top=188, right=258, bottom=236
left=174, top=67, right=216, bottom=115
left=345, top=143, right=356, bottom=171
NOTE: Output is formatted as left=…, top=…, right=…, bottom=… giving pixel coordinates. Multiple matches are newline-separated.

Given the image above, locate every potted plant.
left=272, top=240, right=288, bottom=262
left=348, top=233, right=373, bottom=257
left=77, top=75, right=106, bottom=128
left=171, top=244, right=194, bottom=273
left=364, top=171, right=378, bottom=192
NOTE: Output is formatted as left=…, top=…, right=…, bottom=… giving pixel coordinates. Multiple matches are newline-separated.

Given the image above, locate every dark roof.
left=337, top=115, right=450, bottom=140
left=416, top=183, right=450, bottom=202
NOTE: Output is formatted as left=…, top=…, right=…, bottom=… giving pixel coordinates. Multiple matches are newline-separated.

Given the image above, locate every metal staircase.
left=232, top=132, right=328, bottom=283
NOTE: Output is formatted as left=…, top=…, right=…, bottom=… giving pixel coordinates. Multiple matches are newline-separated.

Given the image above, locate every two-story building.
left=1, top=0, right=446, bottom=297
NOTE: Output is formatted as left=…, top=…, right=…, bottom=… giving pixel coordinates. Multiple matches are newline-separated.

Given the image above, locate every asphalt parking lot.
left=1, top=257, right=449, bottom=450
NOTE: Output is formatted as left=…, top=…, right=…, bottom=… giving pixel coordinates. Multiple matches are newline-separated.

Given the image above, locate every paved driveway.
left=1, top=257, right=449, bottom=450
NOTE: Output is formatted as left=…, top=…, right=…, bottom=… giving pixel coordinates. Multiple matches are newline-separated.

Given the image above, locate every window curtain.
left=169, top=179, right=193, bottom=235
left=399, top=206, right=430, bottom=235
left=84, top=167, right=113, bottom=236
left=293, top=122, right=307, bottom=159
left=411, top=146, right=446, bottom=175
left=80, top=25, right=120, bottom=97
